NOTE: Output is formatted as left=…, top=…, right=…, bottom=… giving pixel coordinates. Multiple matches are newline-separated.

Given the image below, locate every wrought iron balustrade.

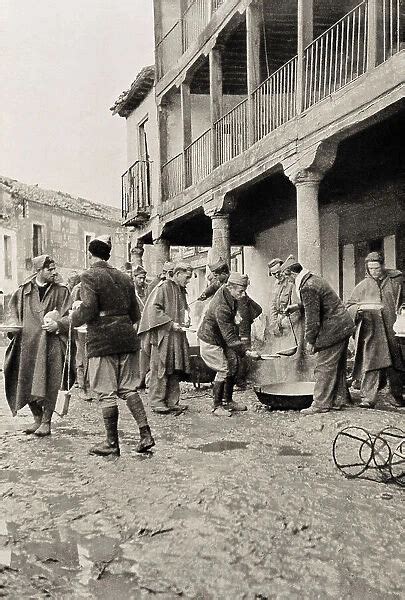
left=121, top=160, right=151, bottom=221
left=252, top=56, right=298, bottom=143
left=214, top=98, right=249, bottom=166
left=184, top=129, right=213, bottom=186
left=161, top=153, right=184, bottom=201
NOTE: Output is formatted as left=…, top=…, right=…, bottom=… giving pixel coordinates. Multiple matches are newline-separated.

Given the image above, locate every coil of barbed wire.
left=332, top=426, right=405, bottom=486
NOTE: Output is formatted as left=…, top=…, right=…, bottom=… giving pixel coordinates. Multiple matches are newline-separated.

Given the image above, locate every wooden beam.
left=209, top=47, right=223, bottom=168
left=246, top=0, right=262, bottom=146
left=181, top=82, right=192, bottom=187
left=297, top=0, right=314, bottom=114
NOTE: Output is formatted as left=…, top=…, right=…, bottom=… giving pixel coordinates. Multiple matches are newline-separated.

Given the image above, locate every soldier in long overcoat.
left=4, top=255, right=72, bottom=436
left=347, top=252, right=405, bottom=408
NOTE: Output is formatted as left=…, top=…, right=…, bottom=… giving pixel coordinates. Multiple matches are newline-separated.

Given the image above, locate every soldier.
left=198, top=272, right=259, bottom=416
left=4, top=255, right=72, bottom=436
left=70, top=237, right=154, bottom=456
left=138, top=263, right=192, bottom=415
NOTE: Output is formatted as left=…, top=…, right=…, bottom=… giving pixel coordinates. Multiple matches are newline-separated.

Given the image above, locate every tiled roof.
left=0, top=176, right=121, bottom=222
left=110, top=65, right=155, bottom=118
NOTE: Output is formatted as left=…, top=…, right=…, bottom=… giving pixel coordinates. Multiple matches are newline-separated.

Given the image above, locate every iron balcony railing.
left=161, top=0, right=403, bottom=201
left=121, top=160, right=152, bottom=220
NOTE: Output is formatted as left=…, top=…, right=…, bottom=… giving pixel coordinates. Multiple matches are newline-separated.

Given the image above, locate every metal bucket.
left=254, top=381, right=314, bottom=411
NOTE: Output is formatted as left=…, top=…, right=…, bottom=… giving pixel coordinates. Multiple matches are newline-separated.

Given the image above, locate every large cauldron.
left=254, top=382, right=314, bottom=411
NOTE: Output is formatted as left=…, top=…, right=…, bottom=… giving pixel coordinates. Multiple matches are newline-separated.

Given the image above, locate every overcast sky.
left=1, top=0, right=154, bottom=207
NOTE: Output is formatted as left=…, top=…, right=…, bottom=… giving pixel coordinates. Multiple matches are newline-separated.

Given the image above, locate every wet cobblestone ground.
left=0, top=350, right=404, bottom=599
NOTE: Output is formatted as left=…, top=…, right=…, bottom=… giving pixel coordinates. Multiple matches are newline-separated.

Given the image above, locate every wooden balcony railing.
left=253, top=56, right=298, bottom=143
left=122, top=160, right=152, bottom=220
left=184, top=129, right=212, bottom=187
left=161, top=154, right=184, bottom=200
left=183, top=0, right=211, bottom=52
left=156, top=22, right=182, bottom=80
left=380, top=0, right=403, bottom=61
left=156, top=0, right=225, bottom=80
left=214, top=98, right=249, bottom=166
left=304, top=2, right=368, bottom=109
left=160, top=1, right=404, bottom=201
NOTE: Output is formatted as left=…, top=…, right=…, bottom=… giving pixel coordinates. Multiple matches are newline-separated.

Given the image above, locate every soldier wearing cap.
left=347, top=252, right=405, bottom=409
left=4, top=255, right=72, bottom=436
left=284, top=260, right=355, bottom=414
left=70, top=237, right=155, bottom=455
left=197, top=257, right=229, bottom=301
left=132, top=265, right=148, bottom=309
left=138, top=262, right=192, bottom=414
left=198, top=272, right=259, bottom=416
left=268, top=255, right=298, bottom=337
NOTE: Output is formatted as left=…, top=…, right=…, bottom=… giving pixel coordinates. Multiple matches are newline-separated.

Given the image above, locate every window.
left=4, top=235, right=12, bottom=279
left=33, top=224, right=44, bottom=256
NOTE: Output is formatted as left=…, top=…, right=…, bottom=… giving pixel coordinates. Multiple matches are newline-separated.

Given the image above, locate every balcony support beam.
left=297, top=0, right=314, bottom=114
left=181, top=81, right=192, bottom=188
left=209, top=46, right=223, bottom=168
left=246, top=0, right=262, bottom=145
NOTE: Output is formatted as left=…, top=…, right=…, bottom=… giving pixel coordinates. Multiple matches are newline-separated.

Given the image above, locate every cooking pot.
left=254, top=382, right=314, bottom=411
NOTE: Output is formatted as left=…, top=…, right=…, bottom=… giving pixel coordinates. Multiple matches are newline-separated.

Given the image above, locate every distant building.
left=0, top=176, right=129, bottom=312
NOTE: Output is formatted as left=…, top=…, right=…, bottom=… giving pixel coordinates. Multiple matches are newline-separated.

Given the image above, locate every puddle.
left=190, top=440, right=249, bottom=452
left=278, top=446, right=313, bottom=457
left=0, top=469, right=21, bottom=483
left=25, top=469, right=48, bottom=480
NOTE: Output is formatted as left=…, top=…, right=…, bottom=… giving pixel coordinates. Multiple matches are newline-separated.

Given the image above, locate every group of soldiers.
left=3, top=234, right=405, bottom=457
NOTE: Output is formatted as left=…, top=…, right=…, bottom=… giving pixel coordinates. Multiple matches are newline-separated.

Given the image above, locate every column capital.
left=283, top=140, right=338, bottom=185
left=203, top=193, right=237, bottom=218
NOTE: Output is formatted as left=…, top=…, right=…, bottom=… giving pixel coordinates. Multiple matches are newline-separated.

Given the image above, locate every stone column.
left=210, top=213, right=231, bottom=268
left=291, top=170, right=322, bottom=274
left=153, top=237, right=170, bottom=276
left=130, top=240, right=145, bottom=268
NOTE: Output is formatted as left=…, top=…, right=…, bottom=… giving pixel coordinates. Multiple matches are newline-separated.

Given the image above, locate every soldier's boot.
left=34, top=406, right=54, bottom=437
left=24, top=402, right=43, bottom=434
left=89, top=406, right=120, bottom=456
left=126, top=394, right=155, bottom=453
left=223, top=377, right=247, bottom=412
left=212, top=381, right=232, bottom=417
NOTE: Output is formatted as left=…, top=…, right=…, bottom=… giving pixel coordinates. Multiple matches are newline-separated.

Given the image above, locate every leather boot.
left=89, top=406, right=120, bottom=456
left=223, top=377, right=247, bottom=412
left=212, top=381, right=231, bottom=417
left=24, top=402, right=43, bottom=434
left=126, top=395, right=155, bottom=453
left=136, top=425, right=155, bottom=453
left=34, top=406, right=54, bottom=437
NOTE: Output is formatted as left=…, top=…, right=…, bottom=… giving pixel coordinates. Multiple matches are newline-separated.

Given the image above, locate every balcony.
left=156, top=0, right=226, bottom=80
left=161, top=0, right=404, bottom=202
left=121, top=160, right=152, bottom=223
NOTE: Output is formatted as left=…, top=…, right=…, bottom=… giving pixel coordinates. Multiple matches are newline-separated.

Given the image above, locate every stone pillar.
left=246, top=0, right=262, bottom=145
left=153, top=237, right=170, bottom=276
left=130, top=239, right=145, bottom=268
left=291, top=170, right=322, bottom=274
left=297, top=0, right=314, bottom=114
left=210, top=213, right=231, bottom=268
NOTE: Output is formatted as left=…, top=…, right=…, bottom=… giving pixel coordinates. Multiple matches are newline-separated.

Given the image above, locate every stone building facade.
left=115, top=1, right=405, bottom=365
left=0, top=176, right=129, bottom=316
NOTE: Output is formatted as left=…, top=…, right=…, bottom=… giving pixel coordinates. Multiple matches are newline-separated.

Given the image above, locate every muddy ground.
left=0, top=355, right=404, bottom=599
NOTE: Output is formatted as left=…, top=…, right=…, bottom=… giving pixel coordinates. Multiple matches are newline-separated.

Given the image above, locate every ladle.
left=276, top=314, right=298, bottom=357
